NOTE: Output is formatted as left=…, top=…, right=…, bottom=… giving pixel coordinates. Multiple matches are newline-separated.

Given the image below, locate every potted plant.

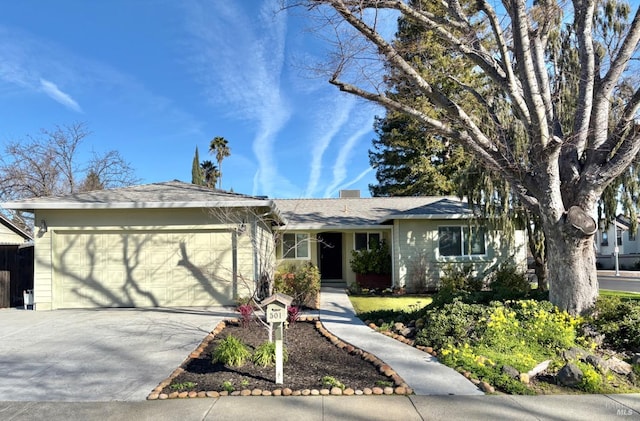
left=349, top=240, right=392, bottom=289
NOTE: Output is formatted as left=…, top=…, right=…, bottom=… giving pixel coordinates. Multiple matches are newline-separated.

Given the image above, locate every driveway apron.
left=0, top=307, right=233, bottom=401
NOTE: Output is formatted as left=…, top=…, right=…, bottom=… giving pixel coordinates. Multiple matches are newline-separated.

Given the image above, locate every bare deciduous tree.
left=0, top=122, right=138, bottom=200
left=0, top=122, right=139, bottom=229
left=295, top=0, right=640, bottom=314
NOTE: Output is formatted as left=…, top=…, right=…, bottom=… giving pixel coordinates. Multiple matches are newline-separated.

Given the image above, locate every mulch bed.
left=150, top=318, right=404, bottom=398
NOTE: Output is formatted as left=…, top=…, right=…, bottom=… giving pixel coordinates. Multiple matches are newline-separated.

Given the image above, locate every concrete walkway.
left=317, top=286, right=483, bottom=395
left=2, top=394, right=638, bottom=420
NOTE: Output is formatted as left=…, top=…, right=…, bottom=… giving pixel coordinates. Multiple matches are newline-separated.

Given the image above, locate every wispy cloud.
left=304, top=95, right=354, bottom=197
left=184, top=0, right=292, bottom=197
left=39, top=78, right=81, bottom=112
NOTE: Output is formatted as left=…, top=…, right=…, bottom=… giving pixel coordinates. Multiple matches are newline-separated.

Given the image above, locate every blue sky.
left=0, top=1, right=394, bottom=198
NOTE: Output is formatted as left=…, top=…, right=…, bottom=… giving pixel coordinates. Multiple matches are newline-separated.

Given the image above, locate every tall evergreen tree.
left=191, top=146, right=204, bottom=186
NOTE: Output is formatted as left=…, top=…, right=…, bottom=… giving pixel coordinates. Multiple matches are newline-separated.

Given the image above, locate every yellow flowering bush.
left=419, top=299, right=585, bottom=394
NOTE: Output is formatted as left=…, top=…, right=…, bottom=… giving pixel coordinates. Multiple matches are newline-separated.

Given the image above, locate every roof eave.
left=275, top=224, right=393, bottom=231
left=3, top=200, right=276, bottom=211
left=379, top=214, right=474, bottom=224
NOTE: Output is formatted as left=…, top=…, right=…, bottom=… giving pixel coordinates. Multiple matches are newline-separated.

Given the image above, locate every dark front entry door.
left=318, top=232, right=342, bottom=280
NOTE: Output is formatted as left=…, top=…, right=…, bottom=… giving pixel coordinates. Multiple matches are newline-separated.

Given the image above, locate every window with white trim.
left=354, top=232, right=381, bottom=251
left=438, top=226, right=486, bottom=256
left=282, top=233, right=310, bottom=259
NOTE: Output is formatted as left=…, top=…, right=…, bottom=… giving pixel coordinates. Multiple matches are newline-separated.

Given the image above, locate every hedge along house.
left=2, top=181, right=280, bottom=310
left=273, top=191, right=528, bottom=292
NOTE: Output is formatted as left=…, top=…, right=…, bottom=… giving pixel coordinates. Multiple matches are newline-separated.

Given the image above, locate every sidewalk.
left=1, top=394, right=638, bottom=420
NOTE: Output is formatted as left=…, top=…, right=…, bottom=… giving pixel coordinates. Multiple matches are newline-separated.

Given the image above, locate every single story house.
left=2, top=181, right=527, bottom=310
left=596, top=215, right=640, bottom=270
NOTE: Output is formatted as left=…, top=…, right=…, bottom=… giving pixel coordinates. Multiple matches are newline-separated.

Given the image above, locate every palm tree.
left=200, top=160, right=219, bottom=189
left=209, top=136, right=230, bottom=189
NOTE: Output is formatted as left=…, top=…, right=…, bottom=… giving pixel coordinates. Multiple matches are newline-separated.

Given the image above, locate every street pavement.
left=598, top=270, right=640, bottom=293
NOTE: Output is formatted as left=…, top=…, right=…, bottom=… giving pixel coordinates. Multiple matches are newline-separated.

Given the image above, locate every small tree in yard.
left=294, top=0, right=640, bottom=315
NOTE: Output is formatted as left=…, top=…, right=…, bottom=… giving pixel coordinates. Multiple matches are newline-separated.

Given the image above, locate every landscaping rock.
left=562, top=347, right=588, bottom=362
left=282, top=388, right=292, bottom=396
left=372, top=387, right=384, bottom=395
left=240, top=389, right=251, bottom=396
left=272, top=389, right=282, bottom=396
left=557, top=363, right=583, bottom=387
left=363, top=388, right=373, bottom=395
left=479, top=381, right=495, bottom=394
left=206, top=391, right=219, bottom=398
left=400, top=327, right=416, bottom=338
left=251, top=389, right=262, bottom=396
left=394, top=322, right=405, bottom=332
left=262, top=390, right=272, bottom=396
left=603, top=357, right=633, bottom=375
left=383, top=386, right=394, bottom=395
left=330, top=387, right=342, bottom=395
left=311, top=389, right=320, bottom=396
left=320, top=389, right=330, bottom=395
left=632, top=353, right=640, bottom=365
left=343, top=388, right=355, bottom=396
left=527, top=360, right=552, bottom=378
left=501, top=365, right=520, bottom=379
left=586, top=355, right=607, bottom=373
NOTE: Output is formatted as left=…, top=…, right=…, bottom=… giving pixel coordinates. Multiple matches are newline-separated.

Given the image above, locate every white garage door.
left=52, top=230, right=236, bottom=309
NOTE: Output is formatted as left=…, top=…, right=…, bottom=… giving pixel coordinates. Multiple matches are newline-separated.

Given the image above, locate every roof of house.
left=273, top=196, right=473, bottom=230
left=2, top=181, right=474, bottom=229
left=0, top=213, right=32, bottom=243
left=2, top=181, right=276, bottom=211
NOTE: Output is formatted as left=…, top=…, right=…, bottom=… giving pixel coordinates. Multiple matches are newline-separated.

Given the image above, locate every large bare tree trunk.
left=543, top=211, right=599, bottom=315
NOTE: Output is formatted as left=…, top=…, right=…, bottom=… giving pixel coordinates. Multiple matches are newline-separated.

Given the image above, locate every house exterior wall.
left=33, top=208, right=266, bottom=310
left=275, top=229, right=392, bottom=286
left=596, top=223, right=640, bottom=269
left=0, top=223, right=28, bottom=245
left=394, top=219, right=527, bottom=292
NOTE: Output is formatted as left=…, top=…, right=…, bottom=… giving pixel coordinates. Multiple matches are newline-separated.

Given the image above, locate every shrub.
left=322, top=376, right=345, bottom=390
left=488, top=261, right=532, bottom=300
left=252, top=341, right=288, bottom=367
left=431, top=265, right=483, bottom=307
left=415, top=300, right=492, bottom=349
left=237, top=304, right=253, bottom=328
left=590, top=296, right=640, bottom=351
left=287, top=306, right=300, bottom=325
left=273, top=262, right=321, bottom=308
left=349, top=240, right=392, bottom=275
left=212, top=335, right=251, bottom=367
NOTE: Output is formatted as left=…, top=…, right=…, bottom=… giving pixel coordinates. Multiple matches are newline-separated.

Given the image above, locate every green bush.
left=488, top=262, right=532, bottom=300
left=252, top=341, right=288, bottom=367
left=431, top=265, right=483, bottom=307
left=590, top=296, right=640, bottom=351
left=212, top=335, right=251, bottom=367
left=273, top=262, right=321, bottom=308
left=415, top=300, right=492, bottom=349
left=349, top=240, right=392, bottom=275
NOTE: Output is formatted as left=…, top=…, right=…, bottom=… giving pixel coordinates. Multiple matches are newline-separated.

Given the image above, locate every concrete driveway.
left=0, top=307, right=235, bottom=401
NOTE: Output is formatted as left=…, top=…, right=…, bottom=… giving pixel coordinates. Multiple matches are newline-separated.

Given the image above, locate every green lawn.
left=349, top=295, right=433, bottom=314
left=599, top=289, right=640, bottom=300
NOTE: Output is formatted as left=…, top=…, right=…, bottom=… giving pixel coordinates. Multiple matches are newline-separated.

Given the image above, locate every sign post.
left=262, top=293, right=293, bottom=385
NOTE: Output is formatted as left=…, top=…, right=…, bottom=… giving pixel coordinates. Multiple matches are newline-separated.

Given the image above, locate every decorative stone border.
left=147, top=316, right=413, bottom=400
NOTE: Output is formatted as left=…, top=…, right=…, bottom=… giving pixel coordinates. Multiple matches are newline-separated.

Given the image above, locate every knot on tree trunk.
left=565, top=206, right=597, bottom=237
